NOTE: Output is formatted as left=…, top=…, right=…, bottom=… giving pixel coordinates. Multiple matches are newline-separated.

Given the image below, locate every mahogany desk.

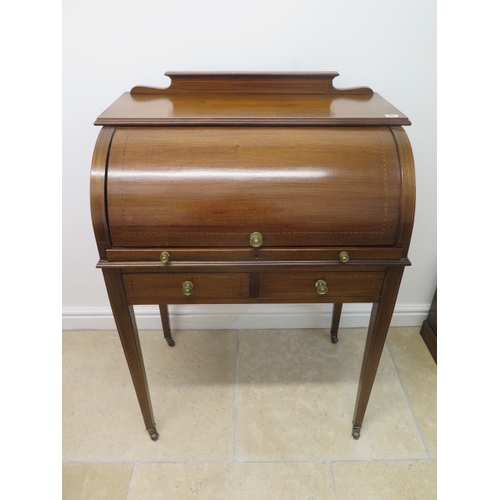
left=91, top=72, right=415, bottom=441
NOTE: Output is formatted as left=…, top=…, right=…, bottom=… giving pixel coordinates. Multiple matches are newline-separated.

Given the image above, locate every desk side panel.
left=90, top=127, right=115, bottom=259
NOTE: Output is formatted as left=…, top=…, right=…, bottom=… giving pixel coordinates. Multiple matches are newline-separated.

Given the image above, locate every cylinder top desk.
left=90, top=72, right=415, bottom=441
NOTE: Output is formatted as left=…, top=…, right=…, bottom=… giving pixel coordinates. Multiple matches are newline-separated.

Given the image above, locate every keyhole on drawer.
left=254, top=254, right=259, bottom=260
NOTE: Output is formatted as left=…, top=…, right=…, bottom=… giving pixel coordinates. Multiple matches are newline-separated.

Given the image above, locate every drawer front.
left=259, top=272, right=384, bottom=301
left=106, top=246, right=404, bottom=263
left=123, top=273, right=250, bottom=304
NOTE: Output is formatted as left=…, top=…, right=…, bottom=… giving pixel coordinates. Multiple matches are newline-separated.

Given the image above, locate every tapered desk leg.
left=351, top=268, right=404, bottom=439
left=102, top=268, right=159, bottom=441
left=159, top=304, right=175, bottom=346
left=330, top=303, right=343, bottom=343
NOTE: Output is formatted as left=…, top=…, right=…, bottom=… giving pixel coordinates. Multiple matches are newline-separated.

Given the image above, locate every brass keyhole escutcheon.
left=339, top=251, right=350, bottom=263
left=160, top=251, right=170, bottom=263
left=182, top=280, right=194, bottom=296
left=250, top=232, right=263, bottom=248
left=315, top=279, right=328, bottom=295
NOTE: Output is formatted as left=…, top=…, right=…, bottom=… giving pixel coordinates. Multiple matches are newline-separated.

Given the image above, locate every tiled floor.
left=62, top=327, right=436, bottom=499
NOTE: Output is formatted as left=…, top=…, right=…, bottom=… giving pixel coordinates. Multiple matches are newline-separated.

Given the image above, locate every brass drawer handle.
left=250, top=232, right=263, bottom=248
left=160, top=251, right=170, bottom=263
left=339, top=251, right=349, bottom=263
left=182, top=280, right=194, bottom=296
left=315, top=279, right=328, bottom=295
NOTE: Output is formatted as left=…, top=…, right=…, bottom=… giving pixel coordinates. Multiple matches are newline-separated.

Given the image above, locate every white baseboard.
left=62, top=303, right=428, bottom=331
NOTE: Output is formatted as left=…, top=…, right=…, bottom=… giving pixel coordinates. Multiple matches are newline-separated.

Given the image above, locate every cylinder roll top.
left=106, top=126, right=403, bottom=248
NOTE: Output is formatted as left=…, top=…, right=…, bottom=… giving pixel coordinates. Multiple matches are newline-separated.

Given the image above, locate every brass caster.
left=165, top=337, right=175, bottom=347
left=148, top=428, right=159, bottom=441
left=352, top=426, right=361, bottom=440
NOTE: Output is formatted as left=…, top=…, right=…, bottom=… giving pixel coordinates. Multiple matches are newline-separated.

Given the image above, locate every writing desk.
left=91, top=72, right=415, bottom=440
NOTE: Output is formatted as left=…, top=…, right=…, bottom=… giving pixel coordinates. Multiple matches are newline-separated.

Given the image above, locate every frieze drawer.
left=123, top=273, right=251, bottom=304
left=260, top=271, right=384, bottom=301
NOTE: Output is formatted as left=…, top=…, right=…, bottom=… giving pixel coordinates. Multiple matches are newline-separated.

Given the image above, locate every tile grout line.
left=386, top=342, right=433, bottom=459
left=62, top=456, right=437, bottom=467
left=329, top=462, right=339, bottom=500
left=233, top=329, right=240, bottom=463
left=124, top=462, right=135, bottom=500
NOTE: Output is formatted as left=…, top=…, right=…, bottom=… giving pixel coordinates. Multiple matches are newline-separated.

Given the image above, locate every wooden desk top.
left=95, top=72, right=410, bottom=127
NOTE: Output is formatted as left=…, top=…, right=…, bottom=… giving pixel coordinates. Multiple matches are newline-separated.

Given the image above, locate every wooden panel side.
left=390, top=126, right=416, bottom=256
left=90, top=127, right=115, bottom=259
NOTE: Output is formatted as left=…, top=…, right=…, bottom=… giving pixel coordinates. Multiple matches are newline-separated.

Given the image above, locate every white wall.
left=62, top=0, right=436, bottom=330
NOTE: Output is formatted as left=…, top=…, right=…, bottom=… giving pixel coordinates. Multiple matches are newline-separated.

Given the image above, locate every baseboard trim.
left=62, top=303, right=429, bottom=331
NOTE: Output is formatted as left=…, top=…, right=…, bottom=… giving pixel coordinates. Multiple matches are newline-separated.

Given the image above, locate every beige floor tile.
left=128, top=461, right=335, bottom=500
left=62, top=463, right=133, bottom=500
left=332, top=459, right=437, bottom=499
left=236, top=329, right=428, bottom=461
left=386, top=327, right=437, bottom=456
left=63, top=327, right=436, bottom=468
left=63, top=330, right=237, bottom=462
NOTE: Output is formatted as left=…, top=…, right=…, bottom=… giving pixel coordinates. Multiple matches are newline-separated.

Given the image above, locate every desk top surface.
left=95, top=72, right=411, bottom=127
